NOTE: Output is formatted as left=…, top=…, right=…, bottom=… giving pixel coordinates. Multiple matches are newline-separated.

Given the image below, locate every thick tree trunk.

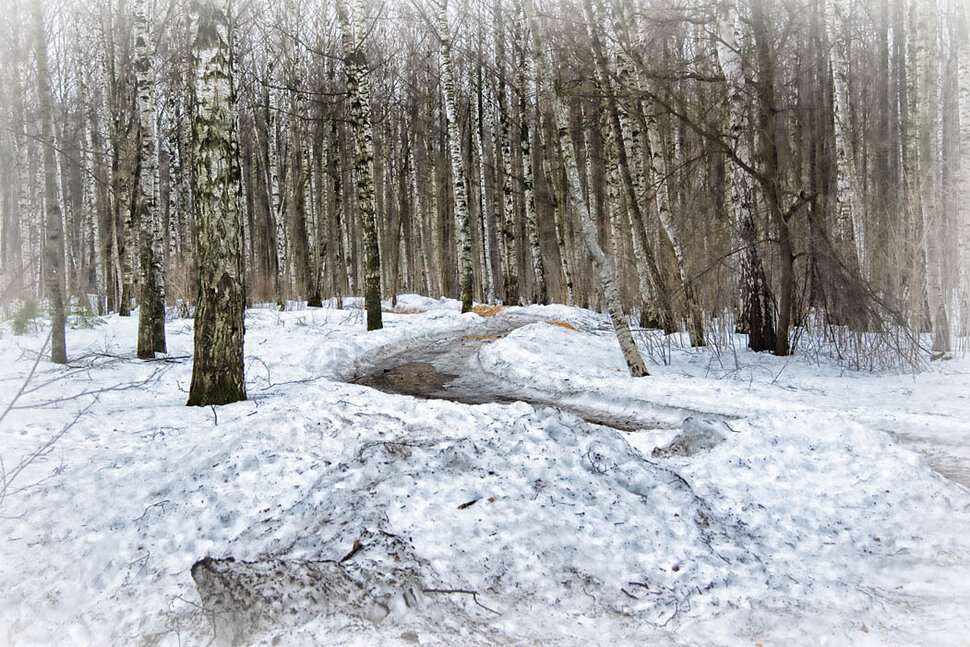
left=337, top=0, right=384, bottom=330
left=826, top=0, right=867, bottom=279
left=336, top=0, right=383, bottom=329
left=134, top=0, right=166, bottom=359
left=187, top=0, right=246, bottom=406
left=31, top=0, right=67, bottom=364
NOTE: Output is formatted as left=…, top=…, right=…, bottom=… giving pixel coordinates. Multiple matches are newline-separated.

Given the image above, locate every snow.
left=1, top=299, right=968, bottom=646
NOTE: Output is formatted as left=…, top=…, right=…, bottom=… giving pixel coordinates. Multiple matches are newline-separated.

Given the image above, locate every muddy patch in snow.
left=351, top=323, right=697, bottom=431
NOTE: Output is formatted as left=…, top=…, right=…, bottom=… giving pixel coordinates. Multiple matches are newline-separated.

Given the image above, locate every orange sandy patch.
left=383, top=308, right=426, bottom=315
left=546, top=320, right=578, bottom=331
left=472, top=304, right=509, bottom=317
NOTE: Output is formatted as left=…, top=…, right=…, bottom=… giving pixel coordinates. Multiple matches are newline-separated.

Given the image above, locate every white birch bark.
left=524, top=0, right=647, bottom=377
left=958, top=7, right=970, bottom=334
left=436, top=0, right=474, bottom=312
left=916, top=0, right=951, bottom=355
left=134, top=0, right=166, bottom=358
left=336, top=0, right=383, bottom=329
left=826, top=0, right=868, bottom=278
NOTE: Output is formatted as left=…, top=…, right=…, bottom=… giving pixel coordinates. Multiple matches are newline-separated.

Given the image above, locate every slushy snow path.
left=1, top=295, right=968, bottom=646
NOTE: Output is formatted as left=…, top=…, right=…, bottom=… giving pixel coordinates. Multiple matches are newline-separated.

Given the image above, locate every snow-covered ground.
left=1, top=296, right=968, bottom=646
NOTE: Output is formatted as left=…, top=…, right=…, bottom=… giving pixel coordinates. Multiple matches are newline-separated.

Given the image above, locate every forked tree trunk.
left=187, top=0, right=246, bottom=406
left=31, top=0, right=67, bottom=364
left=524, top=0, right=647, bottom=377
left=336, top=0, right=383, bottom=329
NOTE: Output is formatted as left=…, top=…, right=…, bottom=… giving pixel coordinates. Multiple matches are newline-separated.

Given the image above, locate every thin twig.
left=421, top=587, right=500, bottom=615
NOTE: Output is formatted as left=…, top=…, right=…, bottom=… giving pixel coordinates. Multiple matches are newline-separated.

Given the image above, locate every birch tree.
left=436, top=0, right=474, bottom=313
left=186, top=0, right=246, bottom=406
left=134, top=0, right=166, bottom=358
left=336, top=0, right=383, bottom=329
left=31, top=0, right=67, bottom=364
left=915, top=0, right=951, bottom=355
left=524, top=0, right=647, bottom=377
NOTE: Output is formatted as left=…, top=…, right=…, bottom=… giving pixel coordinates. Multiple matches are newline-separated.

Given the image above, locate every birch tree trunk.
left=524, top=0, right=647, bottom=377
left=474, top=59, right=496, bottom=304
left=610, top=0, right=706, bottom=345
left=583, top=0, right=677, bottom=335
left=916, top=0, right=951, bottom=355
left=187, top=0, right=246, bottom=406
left=515, top=6, right=547, bottom=305
left=134, top=0, right=166, bottom=358
left=493, top=0, right=519, bottom=305
left=826, top=0, right=868, bottom=279
left=31, top=0, right=67, bottom=364
left=957, top=4, right=970, bottom=335
left=538, top=112, right=574, bottom=306
left=336, top=0, right=383, bottom=329
left=437, top=0, right=474, bottom=313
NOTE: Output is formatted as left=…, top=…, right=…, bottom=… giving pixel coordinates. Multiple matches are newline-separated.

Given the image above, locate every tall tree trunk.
left=916, top=0, right=951, bottom=355
left=583, top=0, right=677, bottom=335
left=134, top=0, right=166, bottom=358
left=714, top=0, right=777, bottom=353
left=187, top=0, right=246, bottom=406
left=31, top=0, right=67, bottom=364
left=437, top=0, right=474, bottom=313
left=524, top=0, right=647, bottom=377
left=751, top=0, right=794, bottom=356
left=826, top=0, right=867, bottom=280
left=956, top=2, right=970, bottom=335
left=475, top=58, right=496, bottom=304
left=336, top=0, right=383, bottom=329
left=494, top=0, right=519, bottom=305
left=515, top=5, right=547, bottom=305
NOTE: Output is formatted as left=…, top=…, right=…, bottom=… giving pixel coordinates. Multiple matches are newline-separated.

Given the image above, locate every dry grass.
left=546, top=320, right=578, bottom=331
left=472, top=304, right=509, bottom=317
left=383, top=308, right=426, bottom=315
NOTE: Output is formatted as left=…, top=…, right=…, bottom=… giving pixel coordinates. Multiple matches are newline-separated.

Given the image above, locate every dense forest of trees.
left=1, top=0, right=968, bottom=369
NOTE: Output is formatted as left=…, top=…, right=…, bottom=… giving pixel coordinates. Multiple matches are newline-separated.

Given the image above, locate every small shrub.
left=68, top=300, right=101, bottom=329
left=10, top=300, right=40, bottom=335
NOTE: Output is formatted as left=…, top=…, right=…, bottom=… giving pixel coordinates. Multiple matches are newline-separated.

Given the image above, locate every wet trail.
left=353, top=315, right=970, bottom=490
left=353, top=316, right=661, bottom=431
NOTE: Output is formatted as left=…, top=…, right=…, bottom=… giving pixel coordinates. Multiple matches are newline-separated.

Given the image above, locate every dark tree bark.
left=187, top=0, right=246, bottom=406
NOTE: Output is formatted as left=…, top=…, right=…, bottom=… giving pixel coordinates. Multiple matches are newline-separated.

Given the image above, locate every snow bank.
left=1, top=302, right=968, bottom=646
